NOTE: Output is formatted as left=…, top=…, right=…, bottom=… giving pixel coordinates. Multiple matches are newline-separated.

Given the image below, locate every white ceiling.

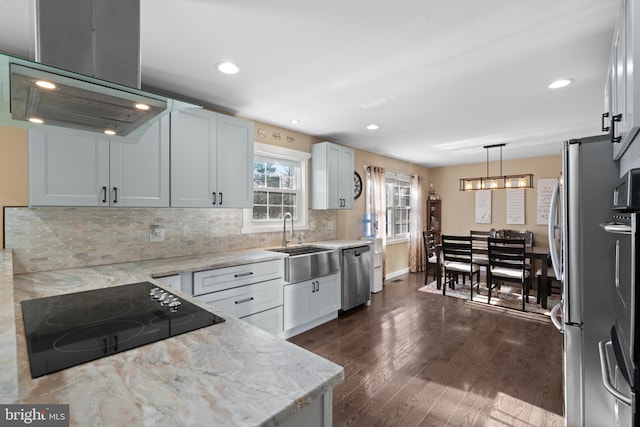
left=0, top=0, right=618, bottom=167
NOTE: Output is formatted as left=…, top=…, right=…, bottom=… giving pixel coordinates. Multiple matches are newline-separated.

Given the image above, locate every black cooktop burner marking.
left=46, top=301, right=135, bottom=326
left=53, top=320, right=145, bottom=353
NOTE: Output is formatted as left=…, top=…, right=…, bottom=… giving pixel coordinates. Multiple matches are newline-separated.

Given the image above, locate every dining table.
left=435, top=245, right=552, bottom=309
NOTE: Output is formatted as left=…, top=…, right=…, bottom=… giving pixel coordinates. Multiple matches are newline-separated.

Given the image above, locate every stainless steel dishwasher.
left=341, top=245, right=372, bottom=310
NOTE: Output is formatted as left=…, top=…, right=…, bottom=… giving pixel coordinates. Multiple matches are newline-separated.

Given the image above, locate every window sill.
left=386, top=236, right=410, bottom=245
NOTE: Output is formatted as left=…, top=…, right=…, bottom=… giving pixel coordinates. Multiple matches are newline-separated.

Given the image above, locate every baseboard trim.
left=385, top=268, right=410, bottom=281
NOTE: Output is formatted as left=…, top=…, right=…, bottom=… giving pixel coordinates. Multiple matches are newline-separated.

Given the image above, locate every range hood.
left=0, top=0, right=199, bottom=141
left=0, top=52, right=197, bottom=141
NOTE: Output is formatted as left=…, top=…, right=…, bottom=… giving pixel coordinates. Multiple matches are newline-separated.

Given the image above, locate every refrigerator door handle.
left=598, top=339, right=632, bottom=406
left=548, top=179, right=563, bottom=281
left=550, top=302, right=564, bottom=333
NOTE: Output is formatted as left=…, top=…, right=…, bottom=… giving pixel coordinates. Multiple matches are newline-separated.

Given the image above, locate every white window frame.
left=242, top=142, right=310, bottom=234
left=385, top=171, right=411, bottom=243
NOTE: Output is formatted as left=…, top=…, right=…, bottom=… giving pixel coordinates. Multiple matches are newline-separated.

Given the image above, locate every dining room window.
left=385, top=171, right=411, bottom=241
left=242, top=142, right=310, bottom=233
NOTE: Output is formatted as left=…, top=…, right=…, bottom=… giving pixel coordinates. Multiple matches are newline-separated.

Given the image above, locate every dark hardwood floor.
left=288, top=272, right=564, bottom=427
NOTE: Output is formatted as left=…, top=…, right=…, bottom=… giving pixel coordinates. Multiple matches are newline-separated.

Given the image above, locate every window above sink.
left=242, top=142, right=311, bottom=234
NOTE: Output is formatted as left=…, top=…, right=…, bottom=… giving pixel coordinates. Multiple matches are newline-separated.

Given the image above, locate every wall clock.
left=354, top=171, right=362, bottom=199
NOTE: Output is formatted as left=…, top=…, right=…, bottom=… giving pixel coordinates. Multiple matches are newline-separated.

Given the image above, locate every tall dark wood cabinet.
left=427, top=199, right=441, bottom=244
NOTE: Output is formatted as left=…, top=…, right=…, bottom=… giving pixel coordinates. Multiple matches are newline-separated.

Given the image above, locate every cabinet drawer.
left=193, top=259, right=283, bottom=296
left=241, top=307, right=283, bottom=336
left=196, top=278, right=283, bottom=318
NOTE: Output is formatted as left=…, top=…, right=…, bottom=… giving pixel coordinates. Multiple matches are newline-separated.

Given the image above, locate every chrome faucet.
left=282, top=212, right=294, bottom=247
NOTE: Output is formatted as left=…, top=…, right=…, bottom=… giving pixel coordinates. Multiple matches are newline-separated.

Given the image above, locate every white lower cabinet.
left=283, top=273, right=340, bottom=338
left=196, top=278, right=283, bottom=319
left=192, top=259, right=285, bottom=336
left=241, top=306, right=283, bottom=337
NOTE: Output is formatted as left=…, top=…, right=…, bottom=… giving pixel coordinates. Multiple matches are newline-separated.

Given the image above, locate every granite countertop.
left=2, top=248, right=345, bottom=426
left=312, top=240, right=373, bottom=250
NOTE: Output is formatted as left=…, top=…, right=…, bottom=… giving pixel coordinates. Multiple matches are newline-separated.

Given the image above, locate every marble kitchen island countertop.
left=4, top=250, right=344, bottom=427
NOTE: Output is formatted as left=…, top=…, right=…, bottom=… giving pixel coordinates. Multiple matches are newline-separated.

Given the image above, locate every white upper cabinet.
left=29, top=116, right=170, bottom=207
left=311, top=141, right=354, bottom=210
left=605, top=0, right=640, bottom=159
left=170, top=108, right=253, bottom=208
left=109, top=116, right=170, bottom=207
left=216, top=114, right=254, bottom=208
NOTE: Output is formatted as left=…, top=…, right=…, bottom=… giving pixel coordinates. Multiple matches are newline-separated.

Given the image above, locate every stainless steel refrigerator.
left=549, top=135, right=619, bottom=426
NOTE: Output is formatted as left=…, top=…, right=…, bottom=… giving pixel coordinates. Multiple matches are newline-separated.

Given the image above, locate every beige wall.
left=429, top=154, right=561, bottom=248
left=0, top=126, right=29, bottom=247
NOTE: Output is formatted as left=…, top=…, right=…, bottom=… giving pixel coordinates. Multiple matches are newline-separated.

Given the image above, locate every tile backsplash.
left=5, top=207, right=337, bottom=274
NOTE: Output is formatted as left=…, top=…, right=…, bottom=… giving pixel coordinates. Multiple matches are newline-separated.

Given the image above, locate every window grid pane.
left=253, top=158, right=300, bottom=222
left=385, top=176, right=411, bottom=239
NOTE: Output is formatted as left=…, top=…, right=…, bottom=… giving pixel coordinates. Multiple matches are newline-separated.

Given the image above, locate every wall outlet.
left=150, top=226, right=165, bottom=242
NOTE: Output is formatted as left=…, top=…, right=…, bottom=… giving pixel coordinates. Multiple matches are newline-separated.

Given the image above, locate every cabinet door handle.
left=235, top=297, right=254, bottom=305
left=212, top=192, right=216, bottom=205
left=312, top=281, right=316, bottom=292
left=611, top=114, right=622, bottom=143
left=219, top=192, right=223, bottom=205
left=102, top=186, right=107, bottom=203
left=602, top=112, right=610, bottom=132
left=234, top=271, right=253, bottom=278
left=112, top=187, right=118, bottom=203
left=316, top=281, right=320, bottom=292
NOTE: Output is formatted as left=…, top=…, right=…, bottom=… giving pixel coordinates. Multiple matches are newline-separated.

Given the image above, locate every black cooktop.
left=21, top=281, right=224, bottom=378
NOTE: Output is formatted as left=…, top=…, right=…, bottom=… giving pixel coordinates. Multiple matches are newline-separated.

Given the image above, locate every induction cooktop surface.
left=21, top=281, right=224, bottom=378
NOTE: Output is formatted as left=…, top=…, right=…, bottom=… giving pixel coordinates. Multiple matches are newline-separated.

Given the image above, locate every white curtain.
left=365, top=165, right=386, bottom=280
left=409, top=174, right=425, bottom=273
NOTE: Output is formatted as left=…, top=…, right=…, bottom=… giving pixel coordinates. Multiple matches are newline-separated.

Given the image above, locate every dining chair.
left=498, top=229, right=534, bottom=293
left=487, top=237, right=531, bottom=311
left=536, top=255, right=561, bottom=304
left=422, top=230, right=438, bottom=284
left=470, top=230, right=491, bottom=270
left=441, top=235, right=480, bottom=299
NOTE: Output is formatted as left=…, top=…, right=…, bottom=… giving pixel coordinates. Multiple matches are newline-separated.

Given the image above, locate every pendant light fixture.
left=459, top=144, right=534, bottom=191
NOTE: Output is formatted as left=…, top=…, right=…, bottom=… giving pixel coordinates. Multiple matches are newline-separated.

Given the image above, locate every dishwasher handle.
left=343, top=245, right=371, bottom=257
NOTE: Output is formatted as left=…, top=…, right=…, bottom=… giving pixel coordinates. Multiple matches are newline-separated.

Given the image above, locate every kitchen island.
left=1, top=249, right=344, bottom=426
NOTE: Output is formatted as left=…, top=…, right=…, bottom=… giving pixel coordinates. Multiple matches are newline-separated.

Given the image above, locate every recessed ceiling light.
left=28, top=117, right=44, bottom=124
left=548, top=79, right=573, bottom=89
left=104, top=129, right=116, bottom=135
left=366, top=124, right=380, bottom=130
left=35, top=80, right=56, bottom=90
left=216, top=62, right=241, bottom=75
left=134, top=103, right=150, bottom=111
left=291, top=119, right=300, bottom=124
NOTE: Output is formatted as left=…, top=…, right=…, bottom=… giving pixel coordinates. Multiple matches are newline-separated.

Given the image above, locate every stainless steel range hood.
left=10, top=61, right=167, bottom=136
left=0, top=0, right=199, bottom=141
left=0, top=52, right=197, bottom=141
